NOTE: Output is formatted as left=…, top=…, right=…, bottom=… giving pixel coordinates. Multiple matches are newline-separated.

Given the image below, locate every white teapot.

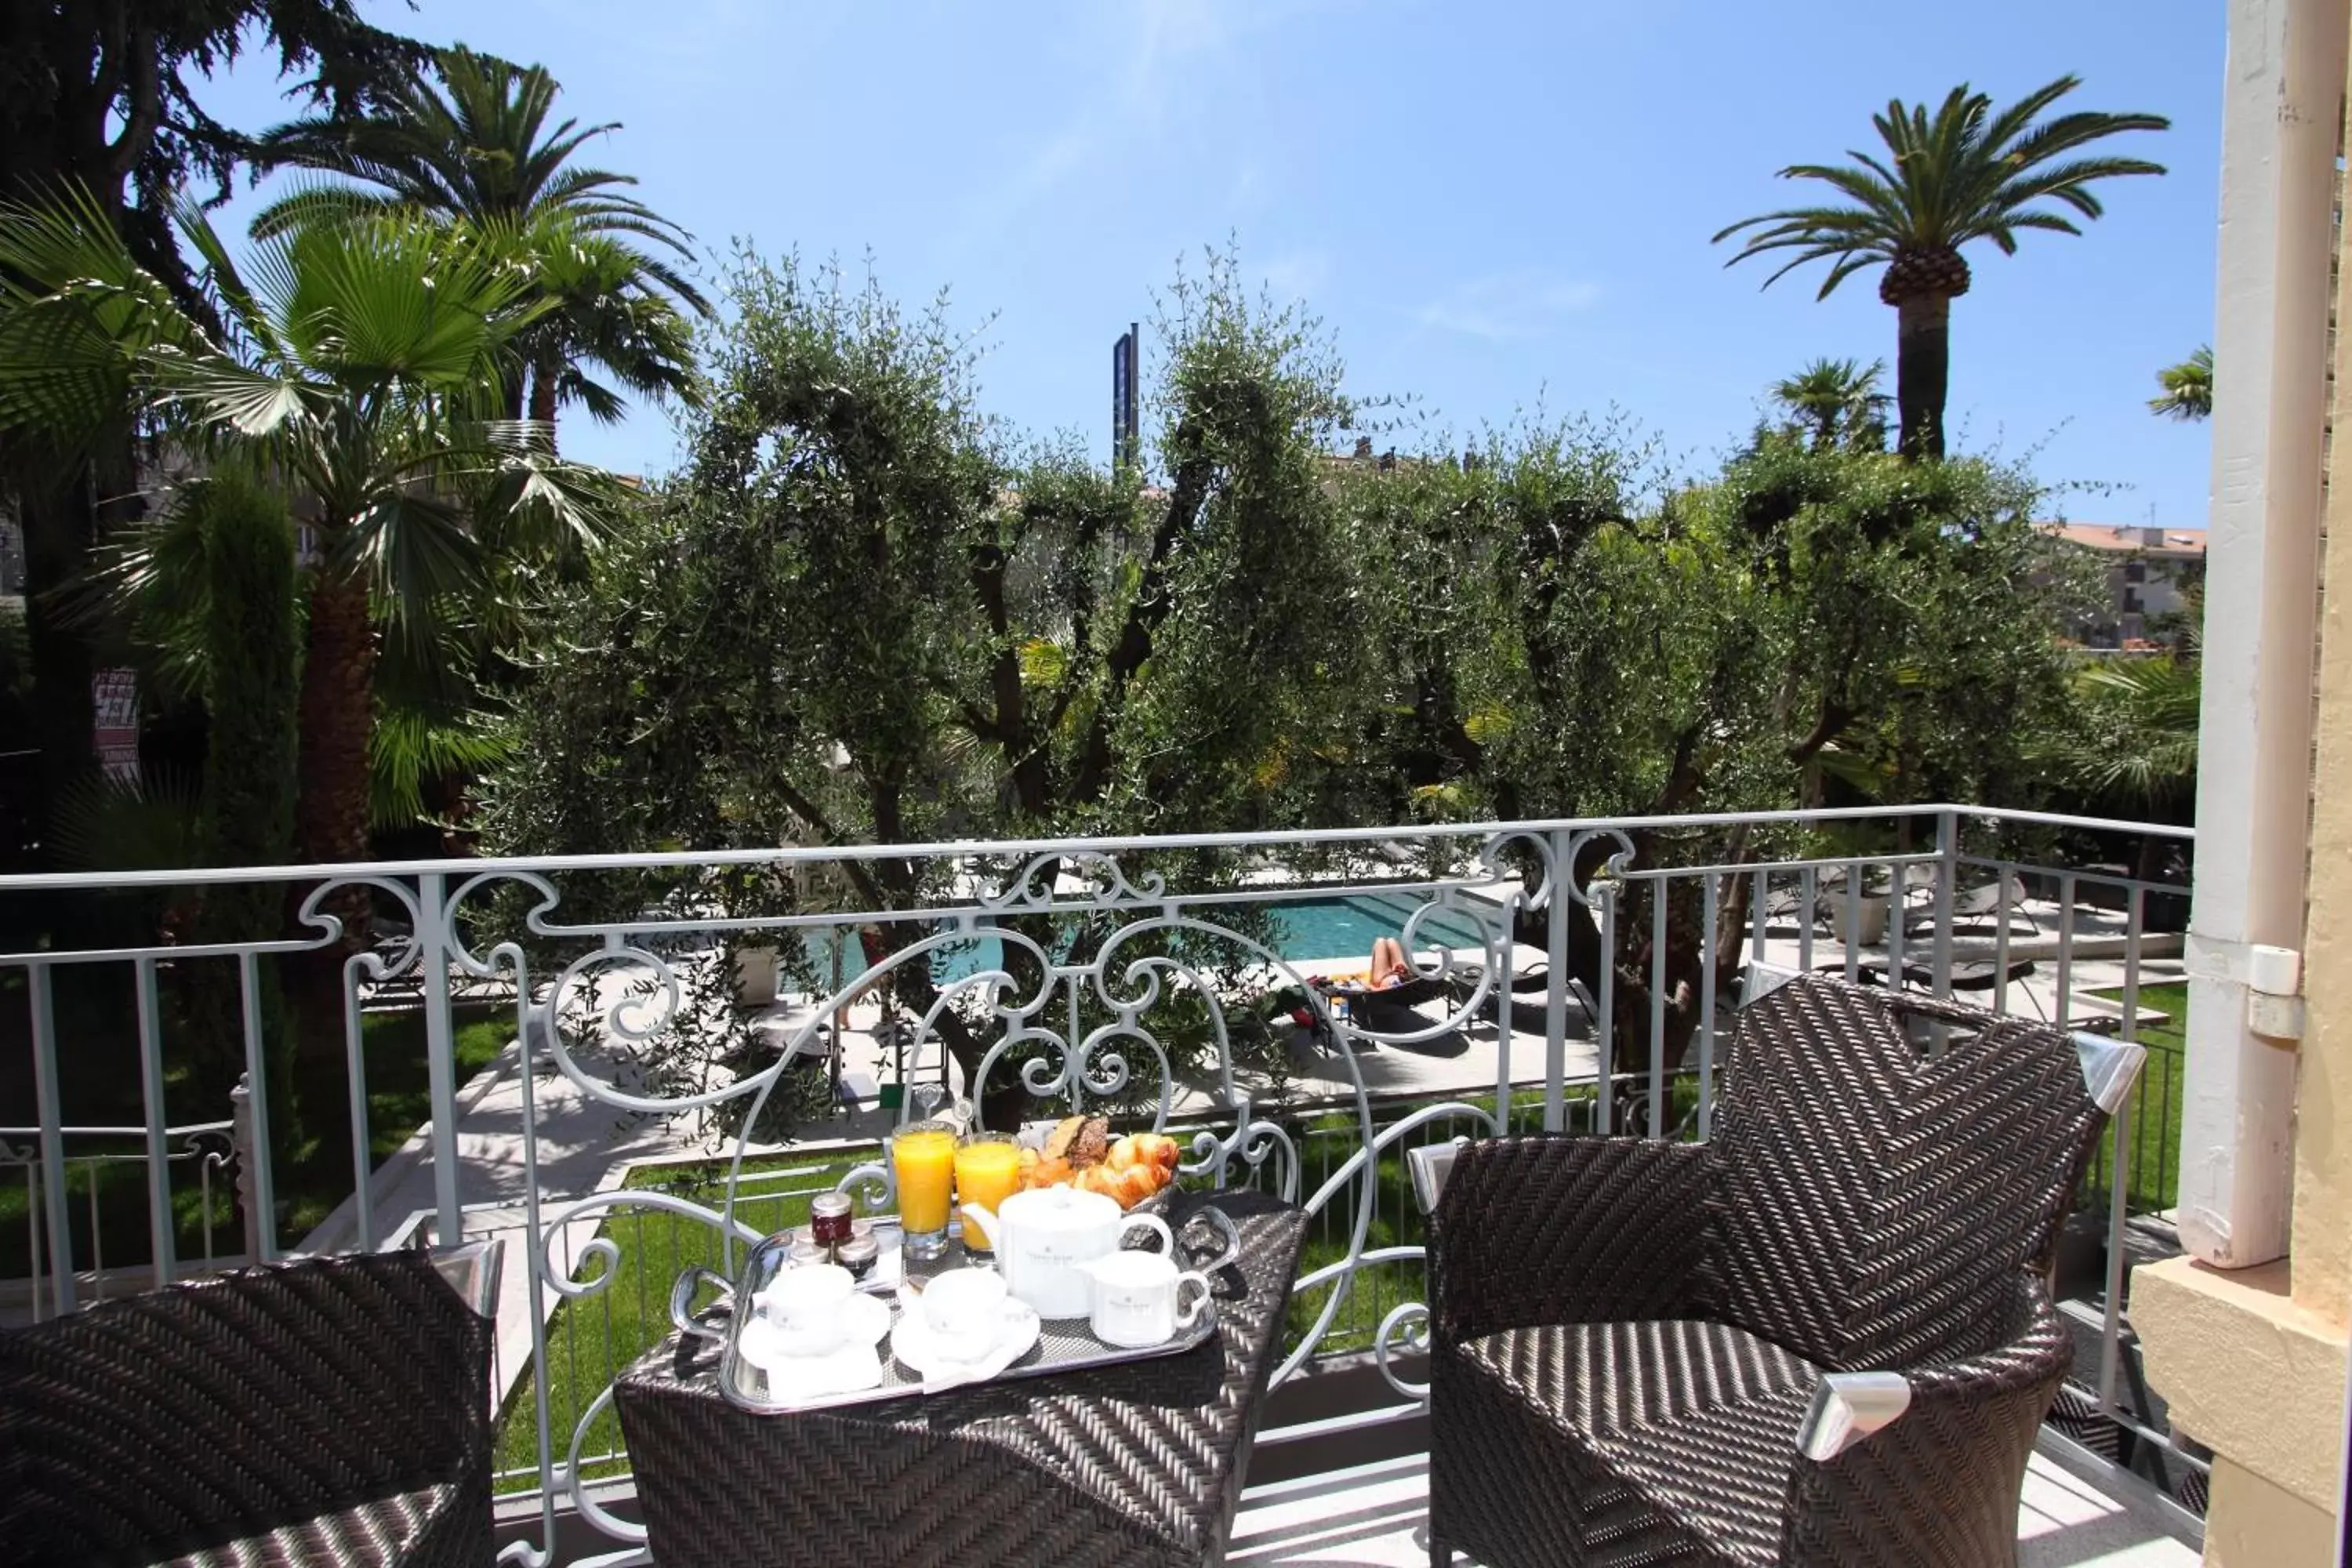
left=959, top=1186, right=1174, bottom=1319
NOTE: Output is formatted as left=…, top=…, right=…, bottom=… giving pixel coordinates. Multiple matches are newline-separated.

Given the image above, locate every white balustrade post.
left=28, top=962, right=74, bottom=1316
left=2176, top=0, right=2347, bottom=1269
left=419, top=871, right=463, bottom=1247
left=1931, top=809, right=1958, bottom=1000
left=229, top=1073, right=264, bottom=1263
left=1543, top=830, right=1571, bottom=1133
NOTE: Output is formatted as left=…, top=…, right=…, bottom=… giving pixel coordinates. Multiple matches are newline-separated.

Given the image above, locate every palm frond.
left=2149, top=345, right=2213, bottom=421
left=1715, top=78, right=2169, bottom=289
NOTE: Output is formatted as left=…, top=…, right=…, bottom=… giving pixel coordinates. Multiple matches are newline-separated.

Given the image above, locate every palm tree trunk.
left=529, top=351, right=561, bottom=453
left=289, top=568, right=379, bottom=1064
left=1895, top=294, right=1951, bottom=461
left=293, top=570, right=379, bottom=869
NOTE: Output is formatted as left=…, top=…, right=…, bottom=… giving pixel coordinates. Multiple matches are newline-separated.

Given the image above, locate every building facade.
left=2130, top=1, right=2352, bottom=1563
left=2035, top=521, right=2208, bottom=647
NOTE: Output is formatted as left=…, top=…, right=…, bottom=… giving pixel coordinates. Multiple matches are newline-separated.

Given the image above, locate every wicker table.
left=613, top=1189, right=1307, bottom=1568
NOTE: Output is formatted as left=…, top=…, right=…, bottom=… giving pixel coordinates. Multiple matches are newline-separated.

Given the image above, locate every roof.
left=2034, top=522, right=2208, bottom=559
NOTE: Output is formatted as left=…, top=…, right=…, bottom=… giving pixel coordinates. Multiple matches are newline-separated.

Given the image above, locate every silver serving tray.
left=668, top=1207, right=1232, bottom=1416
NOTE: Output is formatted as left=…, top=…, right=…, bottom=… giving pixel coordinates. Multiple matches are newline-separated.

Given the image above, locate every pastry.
left=1107, top=1163, right=1160, bottom=1209
left=1042, top=1115, right=1087, bottom=1160
left=1131, top=1132, right=1181, bottom=1174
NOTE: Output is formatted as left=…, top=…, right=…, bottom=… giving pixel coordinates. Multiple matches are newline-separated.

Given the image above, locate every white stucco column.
left=2176, top=0, right=2346, bottom=1269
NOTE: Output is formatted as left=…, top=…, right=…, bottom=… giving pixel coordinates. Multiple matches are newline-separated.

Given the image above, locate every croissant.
left=1028, top=1155, right=1073, bottom=1189
left=1111, top=1163, right=1163, bottom=1209
left=1131, top=1133, right=1181, bottom=1175
left=1106, top=1134, right=1142, bottom=1172
left=1075, top=1164, right=1122, bottom=1200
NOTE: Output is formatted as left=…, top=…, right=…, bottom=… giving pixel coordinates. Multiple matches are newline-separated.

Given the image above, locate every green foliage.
left=1714, top=76, right=2168, bottom=458
left=252, top=45, right=709, bottom=434
left=48, top=770, right=205, bottom=874
left=1771, top=358, right=1889, bottom=451
left=0, top=2, right=426, bottom=292
left=0, top=192, right=617, bottom=605
left=0, top=188, right=623, bottom=866
left=2150, top=346, right=2213, bottom=422
left=2033, top=652, right=2201, bottom=814
left=187, top=470, right=302, bottom=1123
left=1712, top=76, right=2169, bottom=296
left=191, top=470, right=301, bottom=869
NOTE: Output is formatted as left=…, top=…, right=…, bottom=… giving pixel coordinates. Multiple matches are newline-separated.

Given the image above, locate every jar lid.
left=835, top=1234, right=880, bottom=1270
left=810, top=1192, right=853, bottom=1218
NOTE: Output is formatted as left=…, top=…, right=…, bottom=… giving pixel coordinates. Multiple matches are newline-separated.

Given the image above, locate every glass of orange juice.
left=954, top=1133, right=1023, bottom=1256
left=891, top=1120, right=959, bottom=1261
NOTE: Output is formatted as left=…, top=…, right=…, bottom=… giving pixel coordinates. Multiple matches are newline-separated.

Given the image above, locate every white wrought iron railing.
left=1, top=1112, right=241, bottom=1323
left=0, top=803, right=2202, bottom=1559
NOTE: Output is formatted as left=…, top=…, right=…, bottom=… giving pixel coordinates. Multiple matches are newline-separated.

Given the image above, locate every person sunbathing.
left=1368, top=935, right=1412, bottom=989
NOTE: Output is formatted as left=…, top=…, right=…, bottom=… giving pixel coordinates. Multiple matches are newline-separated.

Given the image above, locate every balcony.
left=2, top=804, right=2205, bottom=1564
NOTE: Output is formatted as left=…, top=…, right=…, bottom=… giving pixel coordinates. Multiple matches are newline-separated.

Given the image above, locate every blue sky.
left=198, top=0, right=2224, bottom=526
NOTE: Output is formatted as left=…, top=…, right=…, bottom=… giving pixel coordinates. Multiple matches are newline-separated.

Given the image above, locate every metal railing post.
left=29, top=963, right=74, bottom=1316
left=1933, top=809, right=1958, bottom=999
left=230, top=1073, right=264, bottom=1262
left=236, top=953, right=277, bottom=1260
left=1543, top=831, right=1571, bottom=1133
left=1698, top=877, right=1719, bottom=1141
left=419, top=871, right=463, bottom=1247
left=134, top=957, right=175, bottom=1290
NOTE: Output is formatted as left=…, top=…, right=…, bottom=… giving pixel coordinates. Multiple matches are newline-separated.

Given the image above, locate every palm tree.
left=0, top=187, right=614, bottom=872
left=252, top=44, right=707, bottom=440
left=1715, top=77, right=2168, bottom=461
left=2150, top=345, right=2213, bottom=421
left=1771, top=357, right=1890, bottom=451
left=509, top=218, right=699, bottom=429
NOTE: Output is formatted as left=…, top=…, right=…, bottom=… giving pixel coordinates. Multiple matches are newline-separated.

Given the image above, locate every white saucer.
left=739, top=1294, right=894, bottom=1403
left=890, top=1298, right=1043, bottom=1381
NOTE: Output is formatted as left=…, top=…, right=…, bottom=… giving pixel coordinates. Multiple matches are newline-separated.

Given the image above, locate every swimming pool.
left=800, top=892, right=1501, bottom=987
left=1265, top=892, right=1496, bottom=964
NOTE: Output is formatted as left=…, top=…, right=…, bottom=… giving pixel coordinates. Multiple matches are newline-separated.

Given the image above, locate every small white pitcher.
left=1078, top=1249, right=1212, bottom=1348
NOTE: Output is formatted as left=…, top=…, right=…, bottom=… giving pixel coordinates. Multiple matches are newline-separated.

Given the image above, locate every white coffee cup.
left=756, top=1264, right=855, bottom=1358
left=922, top=1267, right=1008, bottom=1363
left=1083, top=1250, right=1211, bottom=1349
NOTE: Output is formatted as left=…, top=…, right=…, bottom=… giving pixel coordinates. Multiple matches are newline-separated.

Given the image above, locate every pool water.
left=1268, top=893, right=1495, bottom=965
left=803, top=893, right=1498, bottom=989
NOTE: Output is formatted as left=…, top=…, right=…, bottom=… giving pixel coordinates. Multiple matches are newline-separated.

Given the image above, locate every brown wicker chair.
left=1423, top=974, right=2142, bottom=1568
left=1, top=1242, right=500, bottom=1567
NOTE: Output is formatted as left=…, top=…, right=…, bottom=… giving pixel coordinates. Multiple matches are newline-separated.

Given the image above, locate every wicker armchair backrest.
left=0, top=1248, right=491, bottom=1563
left=1704, top=977, right=2107, bottom=1371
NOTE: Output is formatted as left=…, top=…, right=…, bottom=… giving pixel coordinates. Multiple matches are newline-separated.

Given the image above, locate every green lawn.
left=491, top=1148, right=877, bottom=1490
left=0, top=1004, right=513, bottom=1276
left=2081, top=982, right=2187, bottom=1214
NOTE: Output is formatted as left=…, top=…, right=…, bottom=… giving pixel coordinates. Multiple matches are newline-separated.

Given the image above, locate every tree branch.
left=768, top=777, right=882, bottom=906
left=104, top=27, right=163, bottom=183
left=1069, top=448, right=1212, bottom=802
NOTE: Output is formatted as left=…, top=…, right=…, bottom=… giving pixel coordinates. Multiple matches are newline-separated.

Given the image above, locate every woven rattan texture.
left=1707, top=982, right=2107, bottom=1371
left=1427, top=975, right=2113, bottom=1568
left=0, top=1249, right=493, bottom=1567
left=615, top=1189, right=1306, bottom=1568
